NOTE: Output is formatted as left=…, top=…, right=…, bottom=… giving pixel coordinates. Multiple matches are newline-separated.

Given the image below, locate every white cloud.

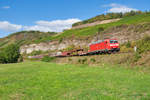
left=0, top=21, right=22, bottom=32
left=24, top=18, right=81, bottom=32
left=2, top=6, right=10, bottom=9
left=103, top=3, right=137, bottom=13
left=0, top=18, right=81, bottom=35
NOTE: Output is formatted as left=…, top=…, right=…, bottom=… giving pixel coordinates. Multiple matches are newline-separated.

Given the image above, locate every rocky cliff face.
left=20, top=40, right=90, bottom=54
left=20, top=23, right=150, bottom=54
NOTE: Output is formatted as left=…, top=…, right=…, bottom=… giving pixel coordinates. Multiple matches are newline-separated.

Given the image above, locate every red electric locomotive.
left=88, top=39, right=120, bottom=54
left=59, top=39, right=120, bottom=57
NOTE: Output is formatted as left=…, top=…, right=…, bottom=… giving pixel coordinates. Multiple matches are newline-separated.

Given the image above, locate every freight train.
left=59, top=39, right=120, bottom=57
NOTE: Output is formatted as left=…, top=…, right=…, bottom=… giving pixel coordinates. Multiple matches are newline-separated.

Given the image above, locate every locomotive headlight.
left=110, top=44, right=114, bottom=46
left=115, top=44, right=119, bottom=46
left=110, top=44, right=119, bottom=46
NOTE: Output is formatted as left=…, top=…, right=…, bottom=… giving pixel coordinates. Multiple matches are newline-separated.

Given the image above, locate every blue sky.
left=0, top=0, right=150, bottom=38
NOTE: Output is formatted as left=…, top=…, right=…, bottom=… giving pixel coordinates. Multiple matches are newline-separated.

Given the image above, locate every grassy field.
left=0, top=62, right=150, bottom=100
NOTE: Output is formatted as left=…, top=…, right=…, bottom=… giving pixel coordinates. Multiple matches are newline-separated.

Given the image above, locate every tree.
left=0, top=44, right=20, bottom=64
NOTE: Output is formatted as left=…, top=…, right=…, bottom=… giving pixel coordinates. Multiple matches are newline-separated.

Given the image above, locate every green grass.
left=49, top=13, right=150, bottom=40
left=0, top=62, right=150, bottom=100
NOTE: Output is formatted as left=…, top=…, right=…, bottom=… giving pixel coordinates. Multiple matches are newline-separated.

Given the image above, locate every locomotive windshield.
left=110, top=40, right=118, bottom=43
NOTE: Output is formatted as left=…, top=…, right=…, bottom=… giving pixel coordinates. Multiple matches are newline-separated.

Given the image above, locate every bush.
left=130, top=41, right=136, bottom=48
left=90, top=58, right=96, bottom=63
left=0, top=44, right=20, bottom=64
left=29, top=50, right=42, bottom=56
left=82, top=58, right=87, bottom=64
left=78, top=59, right=81, bottom=63
left=68, top=58, right=72, bottom=62
left=120, top=45, right=133, bottom=52
left=126, top=41, right=131, bottom=48
left=65, top=45, right=76, bottom=51
left=18, top=55, right=23, bottom=62
left=133, top=52, right=141, bottom=62
left=59, top=38, right=63, bottom=43
left=78, top=58, right=87, bottom=64
left=137, top=35, right=150, bottom=54
left=41, top=56, right=55, bottom=62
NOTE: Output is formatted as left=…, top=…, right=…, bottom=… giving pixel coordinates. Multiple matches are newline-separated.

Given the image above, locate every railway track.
left=56, top=52, right=132, bottom=58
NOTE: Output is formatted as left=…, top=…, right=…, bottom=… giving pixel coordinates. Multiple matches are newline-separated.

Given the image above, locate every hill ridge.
left=72, top=18, right=120, bottom=29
